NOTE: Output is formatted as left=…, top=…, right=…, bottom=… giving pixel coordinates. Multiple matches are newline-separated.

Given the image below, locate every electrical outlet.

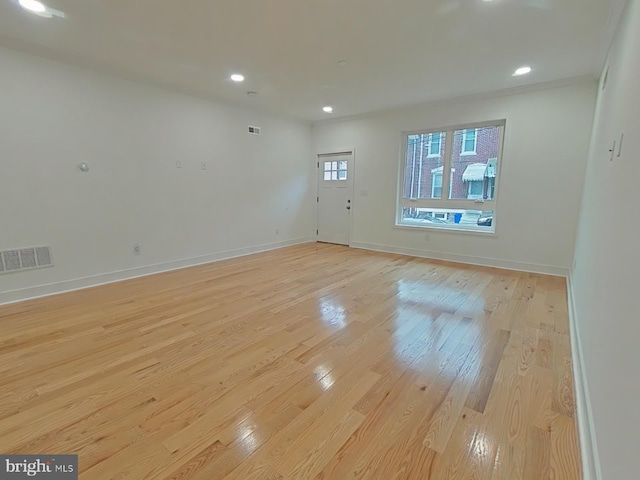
left=133, top=244, right=141, bottom=256
left=275, top=228, right=280, bottom=235
left=201, top=162, right=207, bottom=170
left=176, top=159, right=183, bottom=168
left=425, top=233, right=430, bottom=242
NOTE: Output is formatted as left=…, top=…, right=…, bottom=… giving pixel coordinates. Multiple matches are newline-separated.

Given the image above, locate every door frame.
left=315, top=148, right=356, bottom=246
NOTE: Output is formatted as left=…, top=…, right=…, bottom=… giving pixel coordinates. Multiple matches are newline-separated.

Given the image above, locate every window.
left=427, top=133, right=442, bottom=157
left=398, top=122, right=504, bottom=232
left=324, top=160, right=347, bottom=181
left=431, top=170, right=443, bottom=198
left=431, top=166, right=455, bottom=199
left=467, top=181, right=483, bottom=199
left=461, top=129, right=477, bottom=155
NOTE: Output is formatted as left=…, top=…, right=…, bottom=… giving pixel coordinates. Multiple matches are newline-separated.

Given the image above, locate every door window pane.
left=323, top=159, right=348, bottom=181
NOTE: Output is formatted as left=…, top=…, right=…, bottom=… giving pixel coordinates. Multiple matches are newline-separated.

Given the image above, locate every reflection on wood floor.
left=0, top=243, right=580, bottom=479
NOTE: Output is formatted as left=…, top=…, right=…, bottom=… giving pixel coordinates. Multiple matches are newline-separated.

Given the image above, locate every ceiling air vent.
left=0, top=246, right=53, bottom=275
left=248, top=126, right=261, bottom=135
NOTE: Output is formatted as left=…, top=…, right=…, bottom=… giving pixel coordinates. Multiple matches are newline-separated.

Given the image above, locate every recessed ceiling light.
left=513, top=66, right=532, bottom=76
left=19, top=0, right=46, bottom=13
left=230, top=74, right=245, bottom=82
left=18, top=0, right=65, bottom=18
left=323, top=106, right=333, bottom=113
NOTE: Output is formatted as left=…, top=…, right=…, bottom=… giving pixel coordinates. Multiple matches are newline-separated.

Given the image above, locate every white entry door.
left=317, top=152, right=354, bottom=245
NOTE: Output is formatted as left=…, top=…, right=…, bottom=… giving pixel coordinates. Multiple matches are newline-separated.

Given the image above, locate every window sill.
left=460, top=151, right=477, bottom=156
left=394, top=222, right=497, bottom=237
left=426, top=154, right=441, bottom=158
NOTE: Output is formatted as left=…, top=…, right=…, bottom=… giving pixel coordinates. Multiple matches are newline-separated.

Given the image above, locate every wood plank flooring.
left=0, top=243, right=581, bottom=479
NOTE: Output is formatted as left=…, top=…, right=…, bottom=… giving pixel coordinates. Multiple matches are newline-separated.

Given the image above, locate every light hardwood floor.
left=0, top=243, right=580, bottom=479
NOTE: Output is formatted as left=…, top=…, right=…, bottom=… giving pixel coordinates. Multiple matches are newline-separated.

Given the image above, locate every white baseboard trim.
left=350, top=241, right=569, bottom=276
left=566, top=274, right=601, bottom=480
left=0, top=237, right=315, bottom=306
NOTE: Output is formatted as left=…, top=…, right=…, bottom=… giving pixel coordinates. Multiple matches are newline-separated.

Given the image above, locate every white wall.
left=0, top=47, right=315, bottom=304
left=312, top=81, right=597, bottom=274
left=571, top=0, right=640, bottom=478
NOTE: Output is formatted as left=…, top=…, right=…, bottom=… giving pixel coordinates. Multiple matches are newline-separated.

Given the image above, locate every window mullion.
left=441, top=130, right=454, bottom=200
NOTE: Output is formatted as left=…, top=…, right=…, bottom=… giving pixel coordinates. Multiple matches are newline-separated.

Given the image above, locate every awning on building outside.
left=462, top=163, right=488, bottom=182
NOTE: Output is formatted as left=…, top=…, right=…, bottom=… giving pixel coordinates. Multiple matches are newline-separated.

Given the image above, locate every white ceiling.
left=0, top=0, right=625, bottom=121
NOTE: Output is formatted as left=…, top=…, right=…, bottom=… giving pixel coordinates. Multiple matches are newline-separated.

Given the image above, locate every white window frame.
left=461, top=128, right=478, bottom=155
left=397, top=120, right=505, bottom=234
left=427, top=132, right=442, bottom=158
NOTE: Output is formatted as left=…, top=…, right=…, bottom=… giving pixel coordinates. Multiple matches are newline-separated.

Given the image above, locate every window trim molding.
left=396, top=120, right=505, bottom=234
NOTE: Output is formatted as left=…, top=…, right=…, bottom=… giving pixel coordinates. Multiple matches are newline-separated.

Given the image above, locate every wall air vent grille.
left=20, top=248, right=37, bottom=269
left=0, top=246, right=53, bottom=275
left=36, top=247, right=52, bottom=266
left=3, top=251, right=21, bottom=271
